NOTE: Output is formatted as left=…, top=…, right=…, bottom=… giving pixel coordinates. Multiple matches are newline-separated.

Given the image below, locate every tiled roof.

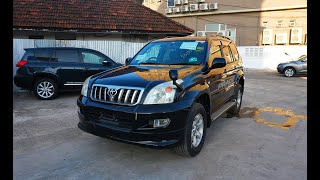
left=13, top=0, right=193, bottom=34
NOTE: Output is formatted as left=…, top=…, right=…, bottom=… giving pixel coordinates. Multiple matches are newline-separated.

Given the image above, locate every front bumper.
left=77, top=95, right=195, bottom=148
left=277, top=65, right=284, bottom=73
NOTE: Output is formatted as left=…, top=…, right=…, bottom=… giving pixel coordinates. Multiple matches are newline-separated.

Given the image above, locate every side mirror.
left=125, top=57, right=132, bottom=66
left=102, top=61, right=112, bottom=66
left=169, top=70, right=183, bottom=91
left=169, top=70, right=178, bottom=81
left=211, top=57, right=226, bottom=69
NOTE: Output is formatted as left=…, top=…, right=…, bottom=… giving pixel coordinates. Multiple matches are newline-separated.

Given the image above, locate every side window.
left=207, top=44, right=222, bottom=67
left=54, top=50, right=80, bottom=63
left=227, top=46, right=235, bottom=62
left=32, top=49, right=52, bottom=61
left=81, top=51, right=106, bottom=64
left=22, top=50, right=36, bottom=60
left=229, top=43, right=239, bottom=61
left=222, top=45, right=234, bottom=63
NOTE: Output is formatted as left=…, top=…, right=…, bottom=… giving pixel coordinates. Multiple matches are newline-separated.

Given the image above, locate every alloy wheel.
left=37, top=81, right=55, bottom=99
left=191, top=113, right=204, bottom=148
left=284, top=68, right=294, bottom=77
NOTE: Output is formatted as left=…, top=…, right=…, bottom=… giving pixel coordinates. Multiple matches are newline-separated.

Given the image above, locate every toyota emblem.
left=107, top=88, right=118, bottom=100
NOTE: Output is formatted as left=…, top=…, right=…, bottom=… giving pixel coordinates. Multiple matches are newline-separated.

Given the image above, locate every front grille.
left=90, top=84, right=144, bottom=106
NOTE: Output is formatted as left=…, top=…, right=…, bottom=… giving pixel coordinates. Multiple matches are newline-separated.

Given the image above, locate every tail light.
left=16, top=60, right=28, bottom=67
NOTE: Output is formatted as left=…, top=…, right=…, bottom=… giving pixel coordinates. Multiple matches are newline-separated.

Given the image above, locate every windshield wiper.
left=168, top=63, right=197, bottom=65
left=139, top=62, right=162, bottom=65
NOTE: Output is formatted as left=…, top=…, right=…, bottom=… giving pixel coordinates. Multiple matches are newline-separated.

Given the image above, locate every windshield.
left=130, top=40, right=207, bottom=65
left=297, top=55, right=307, bottom=61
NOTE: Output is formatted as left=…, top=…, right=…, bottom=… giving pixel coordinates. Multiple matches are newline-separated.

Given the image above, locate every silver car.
left=277, top=55, right=307, bottom=77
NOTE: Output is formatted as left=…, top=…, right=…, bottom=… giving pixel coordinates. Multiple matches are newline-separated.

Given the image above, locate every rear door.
left=28, top=48, right=52, bottom=73
left=51, top=49, right=86, bottom=88
left=79, top=49, right=116, bottom=77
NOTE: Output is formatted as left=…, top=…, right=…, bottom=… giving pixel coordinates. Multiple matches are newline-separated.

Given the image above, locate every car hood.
left=279, top=61, right=298, bottom=65
left=92, top=65, right=203, bottom=88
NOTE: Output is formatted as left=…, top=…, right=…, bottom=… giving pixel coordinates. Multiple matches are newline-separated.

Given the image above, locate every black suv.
left=14, top=47, right=121, bottom=99
left=77, top=36, right=245, bottom=157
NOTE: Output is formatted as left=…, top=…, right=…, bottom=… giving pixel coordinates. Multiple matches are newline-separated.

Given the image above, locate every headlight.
left=143, top=80, right=183, bottom=105
left=81, top=76, right=92, bottom=97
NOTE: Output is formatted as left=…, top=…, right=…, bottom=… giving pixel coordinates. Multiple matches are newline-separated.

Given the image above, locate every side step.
left=211, top=101, right=236, bottom=121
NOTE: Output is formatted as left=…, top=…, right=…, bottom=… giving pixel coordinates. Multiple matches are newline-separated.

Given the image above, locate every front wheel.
left=284, top=67, right=295, bottom=77
left=173, top=103, right=207, bottom=157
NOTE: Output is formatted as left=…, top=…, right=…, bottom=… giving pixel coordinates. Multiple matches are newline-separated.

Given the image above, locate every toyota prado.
left=77, top=35, right=245, bottom=157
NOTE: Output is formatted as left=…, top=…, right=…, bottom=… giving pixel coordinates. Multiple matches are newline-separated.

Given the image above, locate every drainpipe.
left=195, top=16, right=198, bottom=34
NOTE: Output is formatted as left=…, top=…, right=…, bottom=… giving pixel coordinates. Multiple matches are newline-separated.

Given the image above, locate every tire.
left=227, top=84, right=243, bottom=117
left=284, top=67, right=295, bottom=77
left=33, top=78, right=58, bottom=100
left=173, top=103, right=207, bottom=157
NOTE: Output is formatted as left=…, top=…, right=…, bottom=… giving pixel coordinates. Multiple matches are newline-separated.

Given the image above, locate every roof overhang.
left=13, top=28, right=193, bottom=36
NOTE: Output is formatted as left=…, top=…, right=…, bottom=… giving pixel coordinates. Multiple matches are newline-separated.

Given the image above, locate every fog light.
left=152, top=118, right=170, bottom=128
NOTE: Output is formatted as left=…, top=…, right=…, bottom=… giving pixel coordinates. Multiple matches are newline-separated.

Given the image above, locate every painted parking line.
left=239, top=107, right=307, bottom=130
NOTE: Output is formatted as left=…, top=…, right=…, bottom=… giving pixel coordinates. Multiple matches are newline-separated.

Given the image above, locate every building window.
left=167, top=0, right=175, bottom=7
left=289, top=20, right=296, bottom=27
left=55, top=33, right=76, bottom=40
left=205, top=23, right=226, bottom=31
left=262, top=21, right=268, bottom=28
left=28, top=35, right=44, bottom=39
left=276, top=20, right=283, bottom=28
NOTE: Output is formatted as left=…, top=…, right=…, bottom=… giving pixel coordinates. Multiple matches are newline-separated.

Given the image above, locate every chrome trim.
left=124, top=90, right=131, bottom=103
left=90, top=84, right=145, bottom=106
left=118, top=89, right=124, bottom=103
left=64, top=83, right=83, bottom=86
left=131, top=90, right=138, bottom=104
left=104, top=88, right=107, bottom=101
left=99, top=87, right=102, bottom=100
left=94, top=87, right=98, bottom=99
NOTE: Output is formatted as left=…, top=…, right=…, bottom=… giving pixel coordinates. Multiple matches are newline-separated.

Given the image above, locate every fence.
left=13, top=39, right=307, bottom=91
left=237, top=46, right=307, bottom=70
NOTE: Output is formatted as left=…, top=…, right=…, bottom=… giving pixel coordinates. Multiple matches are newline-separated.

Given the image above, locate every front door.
left=301, top=58, right=307, bottom=73
left=219, top=43, right=238, bottom=104
left=52, top=49, right=86, bottom=89
left=80, top=49, right=116, bottom=77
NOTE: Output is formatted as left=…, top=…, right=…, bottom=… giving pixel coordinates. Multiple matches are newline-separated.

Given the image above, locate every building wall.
left=143, top=0, right=307, bottom=46
left=238, top=46, right=307, bottom=69
left=143, top=0, right=306, bottom=14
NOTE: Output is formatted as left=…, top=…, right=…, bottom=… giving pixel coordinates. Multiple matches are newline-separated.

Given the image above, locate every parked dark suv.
left=14, top=47, right=122, bottom=99
left=77, top=36, right=245, bottom=157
